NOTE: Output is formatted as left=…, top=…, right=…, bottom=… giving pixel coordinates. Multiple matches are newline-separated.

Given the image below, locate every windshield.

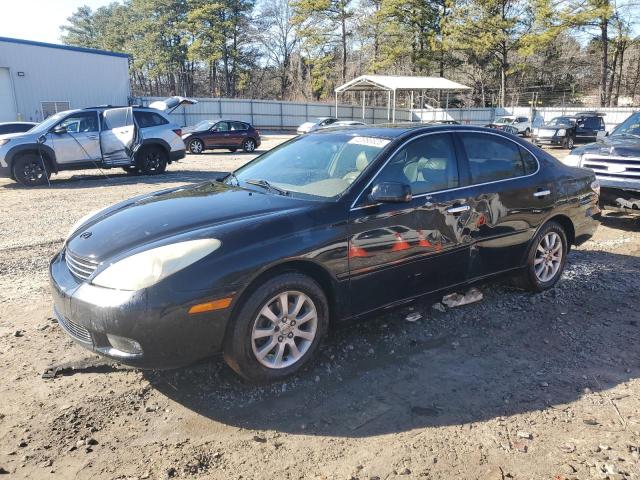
left=192, top=120, right=216, bottom=131
left=494, top=117, right=514, bottom=124
left=546, top=117, right=574, bottom=126
left=612, top=112, right=640, bottom=137
left=29, top=112, right=69, bottom=134
left=229, top=133, right=391, bottom=199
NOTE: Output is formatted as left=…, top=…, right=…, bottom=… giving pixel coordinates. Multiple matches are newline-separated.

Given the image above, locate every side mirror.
left=52, top=125, right=67, bottom=135
left=370, top=182, right=412, bottom=203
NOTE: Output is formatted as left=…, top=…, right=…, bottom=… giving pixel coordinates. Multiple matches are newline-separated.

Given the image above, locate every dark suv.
left=182, top=120, right=261, bottom=154
left=562, top=111, right=640, bottom=210
left=534, top=112, right=606, bottom=149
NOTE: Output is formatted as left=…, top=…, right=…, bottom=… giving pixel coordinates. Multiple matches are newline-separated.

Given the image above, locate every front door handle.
left=533, top=189, right=551, bottom=198
left=86, top=135, right=99, bottom=140
left=446, top=205, right=470, bottom=214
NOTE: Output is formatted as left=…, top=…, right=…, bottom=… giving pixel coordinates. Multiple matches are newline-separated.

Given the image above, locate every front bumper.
left=599, top=186, right=640, bottom=210
left=49, top=250, right=236, bottom=369
left=534, top=136, right=565, bottom=146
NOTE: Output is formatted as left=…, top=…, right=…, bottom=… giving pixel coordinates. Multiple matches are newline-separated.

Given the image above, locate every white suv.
left=0, top=97, right=196, bottom=186
left=488, top=115, right=532, bottom=136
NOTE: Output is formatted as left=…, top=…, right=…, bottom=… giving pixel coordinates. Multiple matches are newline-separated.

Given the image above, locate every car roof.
left=308, top=123, right=514, bottom=139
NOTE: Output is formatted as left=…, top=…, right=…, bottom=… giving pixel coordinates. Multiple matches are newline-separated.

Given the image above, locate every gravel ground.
left=0, top=137, right=639, bottom=479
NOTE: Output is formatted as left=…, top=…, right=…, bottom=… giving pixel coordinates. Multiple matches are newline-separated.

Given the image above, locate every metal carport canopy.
left=334, top=75, right=471, bottom=123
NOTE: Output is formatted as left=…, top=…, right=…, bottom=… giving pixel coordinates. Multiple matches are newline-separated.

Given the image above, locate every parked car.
left=562, top=111, right=640, bottom=210
left=182, top=120, right=261, bottom=154
left=0, top=122, right=37, bottom=135
left=319, top=120, right=367, bottom=129
left=0, top=96, right=196, bottom=186
left=485, top=115, right=531, bottom=136
left=533, top=112, right=606, bottom=149
left=297, top=117, right=339, bottom=134
left=426, top=120, right=461, bottom=125
left=51, top=125, right=600, bottom=382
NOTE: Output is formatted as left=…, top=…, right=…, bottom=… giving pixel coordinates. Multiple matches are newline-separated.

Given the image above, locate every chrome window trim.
left=350, top=129, right=541, bottom=210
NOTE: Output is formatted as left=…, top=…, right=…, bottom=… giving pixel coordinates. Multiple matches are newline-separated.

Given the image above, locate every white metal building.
left=0, top=37, right=130, bottom=122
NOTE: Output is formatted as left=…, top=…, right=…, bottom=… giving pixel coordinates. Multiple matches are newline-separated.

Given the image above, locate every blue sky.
left=1, top=0, right=112, bottom=44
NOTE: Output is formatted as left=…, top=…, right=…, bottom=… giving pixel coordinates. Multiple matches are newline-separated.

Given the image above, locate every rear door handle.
left=533, top=189, right=551, bottom=198
left=446, top=205, right=470, bottom=214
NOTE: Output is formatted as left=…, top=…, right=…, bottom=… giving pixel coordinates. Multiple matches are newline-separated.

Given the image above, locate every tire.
left=566, top=136, right=575, bottom=149
left=514, top=221, right=568, bottom=292
left=12, top=153, right=51, bottom=186
left=223, top=273, right=329, bottom=383
left=136, top=146, right=168, bottom=175
left=242, top=138, right=256, bottom=153
left=524, top=127, right=531, bottom=137
left=228, top=148, right=238, bottom=153
left=122, top=166, right=140, bottom=175
left=188, top=138, right=204, bottom=154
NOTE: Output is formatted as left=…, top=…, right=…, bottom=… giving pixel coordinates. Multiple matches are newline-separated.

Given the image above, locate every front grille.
left=583, top=156, right=640, bottom=179
left=65, top=249, right=99, bottom=281
left=57, top=311, right=93, bottom=344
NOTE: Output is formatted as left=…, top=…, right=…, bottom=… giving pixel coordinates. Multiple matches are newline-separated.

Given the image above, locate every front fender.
left=4, top=143, right=58, bottom=172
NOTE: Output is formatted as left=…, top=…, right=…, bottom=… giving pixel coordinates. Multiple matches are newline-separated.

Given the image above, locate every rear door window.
left=230, top=122, right=247, bottom=131
left=459, top=133, right=529, bottom=184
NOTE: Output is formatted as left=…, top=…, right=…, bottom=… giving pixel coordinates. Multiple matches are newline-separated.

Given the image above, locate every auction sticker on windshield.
left=347, top=137, right=391, bottom=148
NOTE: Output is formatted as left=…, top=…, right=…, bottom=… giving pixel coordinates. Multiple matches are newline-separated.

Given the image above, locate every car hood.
left=0, top=131, right=31, bottom=141
left=572, top=135, right=640, bottom=158
left=66, top=182, right=312, bottom=261
left=540, top=123, right=572, bottom=129
left=297, top=122, right=315, bottom=132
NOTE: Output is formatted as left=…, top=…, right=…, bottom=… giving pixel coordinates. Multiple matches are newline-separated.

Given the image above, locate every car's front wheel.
left=565, top=136, right=575, bottom=149
left=515, top=221, right=568, bottom=292
left=137, top=146, right=167, bottom=175
left=188, top=139, right=204, bottom=154
left=524, top=127, right=531, bottom=137
left=223, top=273, right=328, bottom=383
left=12, top=154, right=51, bottom=186
left=242, top=138, right=256, bottom=153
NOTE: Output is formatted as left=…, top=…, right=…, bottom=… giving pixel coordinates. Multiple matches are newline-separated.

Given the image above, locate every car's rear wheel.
left=12, top=153, right=51, bottom=186
left=223, top=273, right=328, bottom=383
left=524, top=127, right=531, bottom=137
left=242, top=138, right=256, bottom=153
left=514, top=221, right=568, bottom=292
left=188, top=139, right=204, bottom=154
left=137, top=146, right=167, bottom=175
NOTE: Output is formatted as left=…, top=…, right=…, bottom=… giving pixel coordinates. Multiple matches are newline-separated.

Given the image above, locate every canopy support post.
left=362, top=91, right=366, bottom=120
left=392, top=89, right=396, bottom=123
left=410, top=91, right=414, bottom=122
left=335, top=92, right=339, bottom=118
left=387, top=91, right=391, bottom=122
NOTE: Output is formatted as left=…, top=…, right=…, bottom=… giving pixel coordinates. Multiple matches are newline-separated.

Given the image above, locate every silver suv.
left=0, top=97, right=196, bottom=186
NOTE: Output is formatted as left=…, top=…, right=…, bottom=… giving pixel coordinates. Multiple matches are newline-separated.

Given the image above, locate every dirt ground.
left=0, top=136, right=639, bottom=480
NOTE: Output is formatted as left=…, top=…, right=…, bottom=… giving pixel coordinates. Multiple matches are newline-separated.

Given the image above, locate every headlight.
left=562, top=154, right=582, bottom=167
left=557, top=129, right=566, bottom=136
left=66, top=206, right=111, bottom=241
left=92, top=238, right=221, bottom=291
left=0, top=139, right=10, bottom=146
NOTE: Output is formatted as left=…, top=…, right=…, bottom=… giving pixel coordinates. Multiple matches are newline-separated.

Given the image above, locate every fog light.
left=106, top=334, right=142, bottom=355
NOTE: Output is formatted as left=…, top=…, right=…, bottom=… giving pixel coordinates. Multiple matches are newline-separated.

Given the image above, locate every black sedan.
left=50, top=125, right=600, bottom=382
left=0, top=121, right=37, bottom=135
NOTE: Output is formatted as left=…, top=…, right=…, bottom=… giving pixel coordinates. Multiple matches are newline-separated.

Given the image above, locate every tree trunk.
left=613, top=41, right=625, bottom=106
left=340, top=8, right=347, bottom=84
left=599, top=6, right=609, bottom=107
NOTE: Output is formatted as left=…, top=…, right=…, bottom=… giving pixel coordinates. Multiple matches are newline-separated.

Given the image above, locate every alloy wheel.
left=244, top=139, right=255, bottom=152
left=534, top=232, right=563, bottom=282
left=251, top=291, right=318, bottom=369
left=190, top=140, right=203, bottom=154
left=22, top=161, right=45, bottom=183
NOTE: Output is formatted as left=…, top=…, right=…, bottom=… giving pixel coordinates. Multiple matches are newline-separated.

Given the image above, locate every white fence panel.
left=138, top=96, right=410, bottom=129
